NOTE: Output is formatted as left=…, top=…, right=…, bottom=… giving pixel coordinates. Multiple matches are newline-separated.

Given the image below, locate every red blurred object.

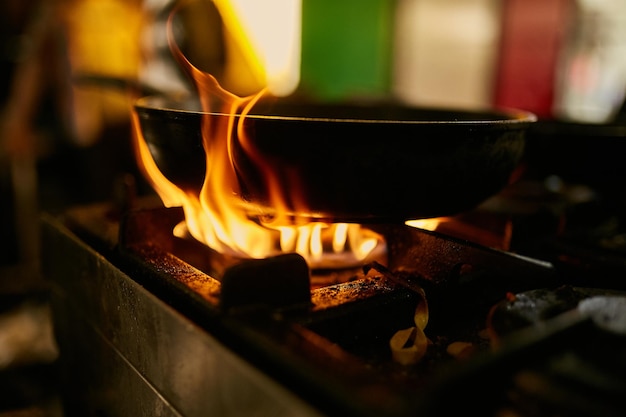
left=494, top=0, right=573, bottom=118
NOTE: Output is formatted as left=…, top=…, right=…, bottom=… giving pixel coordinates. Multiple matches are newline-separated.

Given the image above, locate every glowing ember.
left=131, top=0, right=385, bottom=270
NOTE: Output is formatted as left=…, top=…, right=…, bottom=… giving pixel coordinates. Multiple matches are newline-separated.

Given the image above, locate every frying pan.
left=134, top=95, right=536, bottom=222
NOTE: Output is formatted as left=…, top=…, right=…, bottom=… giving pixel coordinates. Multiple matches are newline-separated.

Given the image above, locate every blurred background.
left=0, top=0, right=625, bottom=415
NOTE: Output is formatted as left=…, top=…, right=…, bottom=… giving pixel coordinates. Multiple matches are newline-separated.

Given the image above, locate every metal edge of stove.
left=40, top=212, right=326, bottom=417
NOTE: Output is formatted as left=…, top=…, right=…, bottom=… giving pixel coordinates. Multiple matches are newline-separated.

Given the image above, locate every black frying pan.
left=134, top=95, right=536, bottom=222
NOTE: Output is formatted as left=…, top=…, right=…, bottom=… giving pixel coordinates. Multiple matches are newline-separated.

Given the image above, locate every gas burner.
left=41, top=197, right=626, bottom=417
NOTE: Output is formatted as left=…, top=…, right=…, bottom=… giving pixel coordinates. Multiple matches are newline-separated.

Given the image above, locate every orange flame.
left=132, top=0, right=385, bottom=270
left=405, top=218, right=443, bottom=231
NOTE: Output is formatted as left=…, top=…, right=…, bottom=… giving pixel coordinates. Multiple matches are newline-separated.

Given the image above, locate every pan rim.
left=135, top=95, right=537, bottom=126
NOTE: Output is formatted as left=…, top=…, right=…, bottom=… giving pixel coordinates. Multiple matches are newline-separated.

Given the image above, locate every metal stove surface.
left=42, top=208, right=323, bottom=417
left=41, top=197, right=626, bottom=417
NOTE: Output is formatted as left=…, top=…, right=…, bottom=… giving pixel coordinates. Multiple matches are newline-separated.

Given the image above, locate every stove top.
left=40, top=185, right=626, bottom=417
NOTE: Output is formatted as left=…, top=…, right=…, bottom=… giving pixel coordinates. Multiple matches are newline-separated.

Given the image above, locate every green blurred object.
left=299, top=0, right=395, bottom=100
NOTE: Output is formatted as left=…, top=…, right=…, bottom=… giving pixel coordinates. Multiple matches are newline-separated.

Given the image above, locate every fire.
left=405, top=218, right=444, bottom=231
left=132, top=0, right=385, bottom=270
